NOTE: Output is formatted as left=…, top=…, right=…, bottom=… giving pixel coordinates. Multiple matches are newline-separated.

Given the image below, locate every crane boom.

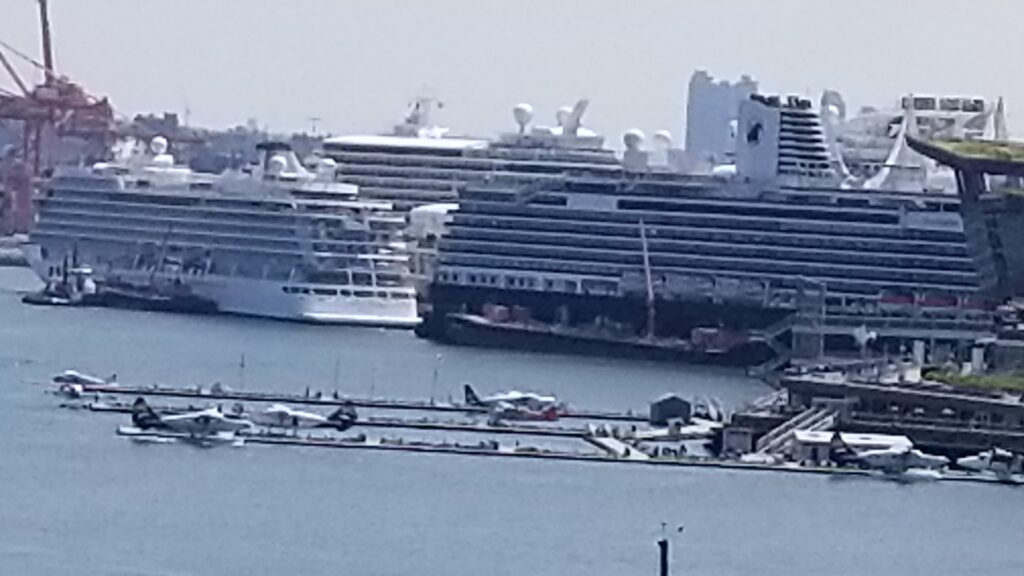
left=0, top=39, right=47, bottom=72
left=38, top=0, right=55, bottom=83
left=0, top=49, right=30, bottom=96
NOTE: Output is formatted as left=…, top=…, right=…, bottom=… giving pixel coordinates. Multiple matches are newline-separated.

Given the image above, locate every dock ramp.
left=755, top=405, right=838, bottom=456
left=586, top=436, right=650, bottom=460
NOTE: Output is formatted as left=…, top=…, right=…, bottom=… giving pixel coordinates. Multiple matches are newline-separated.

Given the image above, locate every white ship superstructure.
left=321, top=97, right=622, bottom=212
left=25, top=139, right=418, bottom=326
left=820, top=92, right=1005, bottom=192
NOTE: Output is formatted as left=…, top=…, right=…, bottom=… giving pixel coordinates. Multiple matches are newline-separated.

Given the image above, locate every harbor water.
left=1, top=267, right=1022, bottom=575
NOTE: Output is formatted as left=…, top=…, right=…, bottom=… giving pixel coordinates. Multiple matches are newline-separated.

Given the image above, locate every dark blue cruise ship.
left=418, top=95, right=995, bottom=363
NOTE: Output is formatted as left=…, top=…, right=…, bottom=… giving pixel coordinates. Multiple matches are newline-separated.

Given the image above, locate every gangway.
left=586, top=436, right=650, bottom=460
left=755, top=405, right=838, bottom=456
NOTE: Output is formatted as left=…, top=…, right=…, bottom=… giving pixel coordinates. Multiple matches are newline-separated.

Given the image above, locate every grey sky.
left=2, top=0, right=1021, bottom=142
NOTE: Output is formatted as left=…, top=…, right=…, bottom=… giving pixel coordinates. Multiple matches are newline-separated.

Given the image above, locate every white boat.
left=25, top=137, right=419, bottom=327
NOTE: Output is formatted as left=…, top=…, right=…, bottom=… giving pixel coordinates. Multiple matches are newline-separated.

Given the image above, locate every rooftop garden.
left=931, top=139, right=1024, bottom=163
left=923, top=368, right=1024, bottom=394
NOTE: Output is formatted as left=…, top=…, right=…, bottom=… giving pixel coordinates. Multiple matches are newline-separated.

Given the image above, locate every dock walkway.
left=67, top=382, right=649, bottom=423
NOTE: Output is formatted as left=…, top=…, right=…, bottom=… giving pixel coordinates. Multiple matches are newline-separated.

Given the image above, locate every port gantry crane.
left=0, top=0, right=115, bottom=175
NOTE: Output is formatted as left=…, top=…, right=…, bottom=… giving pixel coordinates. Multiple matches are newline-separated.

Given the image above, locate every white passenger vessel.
left=24, top=138, right=419, bottom=327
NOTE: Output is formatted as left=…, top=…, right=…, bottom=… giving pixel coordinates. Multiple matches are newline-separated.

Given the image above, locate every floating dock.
left=84, top=401, right=590, bottom=439
left=109, top=426, right=1022, bottom=486
left=59, top=382, right=649, bottom=422
left=49, top=378, right=1024, bottom=487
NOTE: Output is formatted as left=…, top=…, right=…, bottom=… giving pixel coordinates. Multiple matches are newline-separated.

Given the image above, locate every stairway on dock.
left=755, top=405, right=838, bottom=456
left=747, top=315, right=795, bottom=377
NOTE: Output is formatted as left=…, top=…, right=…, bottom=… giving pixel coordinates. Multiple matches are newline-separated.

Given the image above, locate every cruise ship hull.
left=23, top=245, right=420, bottom=328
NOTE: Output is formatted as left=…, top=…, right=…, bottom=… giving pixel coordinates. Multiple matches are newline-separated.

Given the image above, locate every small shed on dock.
left=650, top=394, right=691, bottom=426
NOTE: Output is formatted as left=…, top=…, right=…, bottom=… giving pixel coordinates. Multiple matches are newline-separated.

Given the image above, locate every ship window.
left=353, top=272, right=372, bottom=286
left=963, top=99, right=985, bottom=113
left=354, top=290, right=373, bottom=298
left=377, top=291, right=388, bottom=298
left=390, top=293, right=410, bottom=300
left=313, top=288, right=337, bottom=296
left=913, top=97, right=936, bottom=111
left=377, top=273, right=402, bottom=287
left=340, top=290, right=352, bottom=297
left=939, top=98, right=961, bottom=112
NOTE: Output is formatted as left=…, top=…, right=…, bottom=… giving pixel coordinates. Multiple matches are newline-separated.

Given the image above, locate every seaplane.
left=829, top=432, right=949, bottom=482
left=487, top=402, right=560, bottom=424
left=52, top=370, right=114, bottom=398
left=248, top=403, right=358, bottom=433
left=957, top=448, right=1024, bottom=483
left=463, top=384, right=559, bottom=412
left=124, top=397, right=254, bottom=446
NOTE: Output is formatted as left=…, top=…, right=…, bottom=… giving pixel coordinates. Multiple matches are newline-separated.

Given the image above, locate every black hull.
left=96, top=291, right=219, bottom=315
left=419, top=312, right=770, bottom=366
left=417, top=284, right=781, bottom=365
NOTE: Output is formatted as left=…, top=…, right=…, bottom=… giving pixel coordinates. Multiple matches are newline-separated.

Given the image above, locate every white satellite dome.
left=150, top=136, right=169, bottom=155
left=653, top=130, right=673, bottom=148
left=623, top=129, right=645, bottom=151
left=267, top=155, right=288, bottom=175
left=513, top=103, right=534, bottom=131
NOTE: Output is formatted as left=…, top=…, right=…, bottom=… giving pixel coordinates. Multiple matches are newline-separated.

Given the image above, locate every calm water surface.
left=1, top=268, right=1021, bottom=576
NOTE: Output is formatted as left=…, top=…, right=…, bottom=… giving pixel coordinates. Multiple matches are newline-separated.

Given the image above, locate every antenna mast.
left=640, top=219, right=656, bottom=339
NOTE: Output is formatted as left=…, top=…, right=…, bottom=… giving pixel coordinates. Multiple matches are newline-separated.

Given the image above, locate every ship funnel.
left=562, top=99, right=589, bottom=136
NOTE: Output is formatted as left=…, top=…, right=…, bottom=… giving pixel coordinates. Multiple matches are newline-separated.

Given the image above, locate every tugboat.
left=22, top=255, right=100, bottom=307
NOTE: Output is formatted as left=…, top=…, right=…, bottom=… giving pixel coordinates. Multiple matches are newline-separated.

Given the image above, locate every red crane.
left=0, top=0, right=115, bottom=175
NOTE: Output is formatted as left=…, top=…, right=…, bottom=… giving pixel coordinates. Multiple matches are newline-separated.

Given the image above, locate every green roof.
left=928, top=139, right=1024, bottom=163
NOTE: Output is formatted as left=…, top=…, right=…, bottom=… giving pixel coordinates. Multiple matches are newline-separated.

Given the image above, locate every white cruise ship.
left=321, top=97, right=621, bottom=213
left=24, top=139, right=419, bottom=327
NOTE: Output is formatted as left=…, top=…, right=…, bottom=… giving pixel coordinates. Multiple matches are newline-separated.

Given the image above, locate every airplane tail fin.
left=541, top=405, right=559, bottom=421
left=828, top=431, right=858, bottom=466
left=131, top=397, right=161, bottom=429
left=464, top=384, right=483, bottom=406
left=327, top=404, right=358, bottom=431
